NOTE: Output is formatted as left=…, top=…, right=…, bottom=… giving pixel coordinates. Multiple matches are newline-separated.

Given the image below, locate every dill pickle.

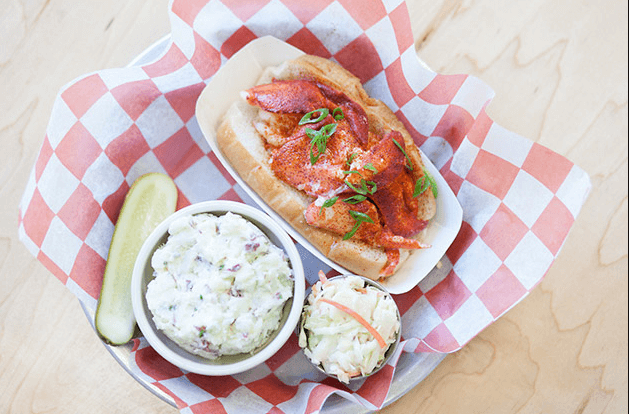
left=95, top=173, right=177, bottom=344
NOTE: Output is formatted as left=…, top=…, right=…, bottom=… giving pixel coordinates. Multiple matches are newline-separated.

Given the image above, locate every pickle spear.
left=95, top=172, right=178, bottom=345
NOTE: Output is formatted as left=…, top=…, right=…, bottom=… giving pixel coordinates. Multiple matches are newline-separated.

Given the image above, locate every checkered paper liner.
left=17, top=0, right=591, bottom=412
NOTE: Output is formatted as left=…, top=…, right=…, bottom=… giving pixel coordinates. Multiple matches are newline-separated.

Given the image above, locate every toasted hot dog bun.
left=216, top=55, right=436, bottom=280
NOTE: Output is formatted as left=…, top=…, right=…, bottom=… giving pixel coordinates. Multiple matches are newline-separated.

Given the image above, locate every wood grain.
left=1, top=0, right=626, bottom=413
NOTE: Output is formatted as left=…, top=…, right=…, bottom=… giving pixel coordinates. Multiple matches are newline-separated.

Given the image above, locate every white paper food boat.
left=196, top=36, right=463, bottom=294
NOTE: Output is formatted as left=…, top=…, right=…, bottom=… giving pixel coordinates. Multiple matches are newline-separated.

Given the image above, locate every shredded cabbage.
left=299, top=275, right=400, bottom=383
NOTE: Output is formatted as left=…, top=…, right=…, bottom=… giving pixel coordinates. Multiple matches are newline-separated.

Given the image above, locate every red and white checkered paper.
left=18, top=0, right=591, bottom=412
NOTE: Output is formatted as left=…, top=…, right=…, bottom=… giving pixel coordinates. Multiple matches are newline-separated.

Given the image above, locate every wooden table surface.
left=1, top=0, right=627, bottom=413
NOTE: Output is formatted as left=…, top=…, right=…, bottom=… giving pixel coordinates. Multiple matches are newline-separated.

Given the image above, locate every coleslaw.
left=299, top=274, right=400, bottom=383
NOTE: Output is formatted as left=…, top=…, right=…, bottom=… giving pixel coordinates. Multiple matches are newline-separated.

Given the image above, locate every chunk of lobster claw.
left=243, top=80, right=332, bottom=114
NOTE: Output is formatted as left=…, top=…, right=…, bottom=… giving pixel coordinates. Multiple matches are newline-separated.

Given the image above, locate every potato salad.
left=146, top=212, right=294, bottom=359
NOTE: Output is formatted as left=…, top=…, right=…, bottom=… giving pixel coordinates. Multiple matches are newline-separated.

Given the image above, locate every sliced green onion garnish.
left=364, top=163, right=378, bottom=173
left=344, top=179, right=377, bottom=195
left=346, top=153, right=357, bottom=167
left=343, top=210, right=375, bottom=240
left=307, top=123, right=337, bottom=165
left=319, top=196, right=339, bottom=214
left=391, top=137, right=413, bottom=171
left=299, top=108, right=329, bottom=125
left=413, top=176, right=429, bottom=198
left=413, top=167, right=438, bottom=198
left=320, top=123, right=337, bottom=137
left=333, top=107, right=345, bottom=120
left=343, top=194, right=367, bottom=204
left=425, top=168, right=438, bottom=198
left=345, top=179, right=366, bottom=195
